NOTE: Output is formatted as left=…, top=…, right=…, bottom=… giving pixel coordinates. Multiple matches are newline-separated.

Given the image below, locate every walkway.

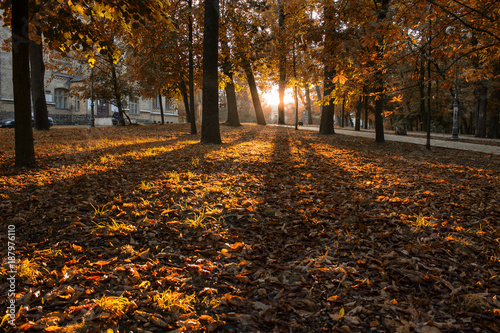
left=292, top=125, right=500, bottom=155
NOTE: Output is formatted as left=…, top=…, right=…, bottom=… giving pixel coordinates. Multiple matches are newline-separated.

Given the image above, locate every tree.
left=319, top=1, right=335, bottom=135
left=30, top=27, right=50, bottom=130
left=200, top=0, right=221, bottom=144
left=12, top=0, right=35, bottom=167
left=277, top=0, right=286, bottom=125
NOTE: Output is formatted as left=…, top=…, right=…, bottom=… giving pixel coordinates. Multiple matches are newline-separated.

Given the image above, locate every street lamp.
left=446, top=26, right=459, bottom=140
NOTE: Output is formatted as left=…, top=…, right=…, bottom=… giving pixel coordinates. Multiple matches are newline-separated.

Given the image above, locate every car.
left=0, top=119, right=14, bottom=128
left=0, top=117, right=54, bottom=128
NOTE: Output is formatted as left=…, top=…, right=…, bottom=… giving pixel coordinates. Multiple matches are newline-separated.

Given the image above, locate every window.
left=153, top=96, right=161, bottom=109
left=45, top=90, right=52, bottom=103
left=129, top=98, right=138, bottom=115
left=54, top=89, right=68, bottom=109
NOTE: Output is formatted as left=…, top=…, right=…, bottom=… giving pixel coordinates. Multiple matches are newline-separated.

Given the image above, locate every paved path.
left=287, top=125, right=500, bottom=155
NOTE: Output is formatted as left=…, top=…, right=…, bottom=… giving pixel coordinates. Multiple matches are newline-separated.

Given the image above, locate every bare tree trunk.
left=374, top=0, right=389, bottom=143
left=108, top=56, right=126, bottom=126
left=13, top=0, right=35, bottom=166
left=224, top=69, right=240, bottom=126
left=320, top=1, right=335, bottom=135
left=201, top=0, right=221, bottom=144
left=474, top=76, right=487, bottom=137
left=355, top=94, right=362, bottom=131
left=159, top=94, right=165, bottom=124
left=179, top=81, right=190, bottom=123
left=244, top=62, right=266, bottom=125
left=278, top=0, right=286, bottom=125
left=188, top=0, right=197, bottom=134
left=305, top=84, right=313, bottom=124
left=30, top=27, right=50, bottom=130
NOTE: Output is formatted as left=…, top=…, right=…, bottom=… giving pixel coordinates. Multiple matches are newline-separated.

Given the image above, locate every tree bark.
left=374, top=0, right=389, bottom=143
left=159, top=94, right=165, bottom=124
left=179, top=81, right=190, bottom=123
left=489, top=62, right=500, bottom=138
left=201, top=0, right=221, bottom=144
left=244, top=62, right=266, bottom=125
left=221, top=32, right=240, bottom=126
left=108, top=55, right=126, bottom=126
left=305, top=84, right=313, bottom=124
left=320, top=67, right=335, bottom=134
left=30, top=27, right=50, bottom=130
left=474, top=76, right=487, bottom=137
left=13, top=0, right=35, bottom=166
left=188, top=0, right=197, bottom=134
left=319, top=1, right=335, bottom=135
left=363, top=86, right=369, bottom=129
left=355, top=94, right=362, bottom=131
left=277, top=0, right=286, bottom=125
left=224, top=69, right=240, bottom=126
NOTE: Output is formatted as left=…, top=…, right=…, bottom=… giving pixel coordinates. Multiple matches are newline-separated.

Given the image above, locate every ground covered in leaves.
left=0, top=124, right=499, bottom=333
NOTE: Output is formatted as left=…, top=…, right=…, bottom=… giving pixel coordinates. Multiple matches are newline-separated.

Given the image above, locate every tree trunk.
left=374, top=0, right=389, bottom=143
left=221, top=36, right=240, bottom=126
left=320, top=2, right=335, bottom=135
left=419, top=56, right=427, bottom=132
left=201, top=0, right=221, bottom=144
left=159, top=94, right=165, bottom=124
left=305, top=84, right=313, bottom=124
left=224, top=69, right=240, bottom=126
left=320, top=66, right=335, bottom=134
left=278, top=0, right=286, bottom=125
left=179, top=81, right=190, bottom=123
left=355, top=94, right=362, bottom=131
left=363, top=86, right=369, bottom=129
left=30, top=27, right=50, bottom=131
left=108, top=56, right=126, bottom=126
left=244, top=62, right=266, bottom=125
left=315, top=85, right=323, bottom=117
left=489, top=62, right=500, bottom=138
left=474, top=76, right=487, bottom=137
left=13, top=0, right=35, bottom=167
left=188, top=0, right=197, bottom=135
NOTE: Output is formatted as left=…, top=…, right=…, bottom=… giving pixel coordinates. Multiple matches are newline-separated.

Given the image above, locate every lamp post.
left=90, top=66, right=95, bottom=127
left=446, top=26, right=459, bottom=140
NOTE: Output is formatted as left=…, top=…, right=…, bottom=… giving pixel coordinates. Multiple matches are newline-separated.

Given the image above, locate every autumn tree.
left=11, top=0, right=34, bottom=166
left=200, top=0, right=221, bottom=144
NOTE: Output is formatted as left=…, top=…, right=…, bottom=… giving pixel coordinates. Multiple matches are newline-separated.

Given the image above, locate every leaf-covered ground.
left=0, top=124, right=499, bottom=333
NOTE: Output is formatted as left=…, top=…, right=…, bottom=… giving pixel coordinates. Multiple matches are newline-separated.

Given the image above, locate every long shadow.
left=0, top=125, right=258, bottom=244
left=1, top=125, right=498, bottom=332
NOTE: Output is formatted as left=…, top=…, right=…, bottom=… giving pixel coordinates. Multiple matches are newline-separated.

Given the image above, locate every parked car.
left=0, top=119, right=14, bottom=128
left=0, top=117, right=53, bottom=128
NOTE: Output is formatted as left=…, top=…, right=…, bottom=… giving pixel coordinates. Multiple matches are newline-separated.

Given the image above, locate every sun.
left=262, top=87, right=295, bottom=106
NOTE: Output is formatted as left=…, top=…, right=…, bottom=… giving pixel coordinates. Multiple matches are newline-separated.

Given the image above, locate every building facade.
left=0, top=27, right=180, bottom=126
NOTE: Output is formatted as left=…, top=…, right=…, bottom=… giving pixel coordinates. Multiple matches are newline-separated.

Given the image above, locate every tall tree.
left=188, top=0, right=198, bottom=134
left=319, top=1, right=335, bottom=135
left=12, top=0, right=35, bottom=166
left=373, top=0, right=390, bottom=143
left=30, top=27, right=50, bottom=130
left=277, top=0, right=286, bottom=124
left=200, top=0, right=222, bottom=144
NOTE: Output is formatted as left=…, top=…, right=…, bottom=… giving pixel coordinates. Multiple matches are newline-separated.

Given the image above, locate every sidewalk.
left=295, top=125, right=500, bottom=155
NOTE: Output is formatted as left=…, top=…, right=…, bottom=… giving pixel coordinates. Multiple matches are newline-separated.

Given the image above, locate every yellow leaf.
left=339, top=308, right=345, bottom=319
left=221, top=249, right=231, bottom=258
left=333, top=74, right=348, bottom=85
left=389, top=94, right=403, bottom=103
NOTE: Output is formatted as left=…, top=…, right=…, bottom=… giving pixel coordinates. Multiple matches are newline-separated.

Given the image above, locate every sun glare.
left=262, top=87, right=295, bottom=106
